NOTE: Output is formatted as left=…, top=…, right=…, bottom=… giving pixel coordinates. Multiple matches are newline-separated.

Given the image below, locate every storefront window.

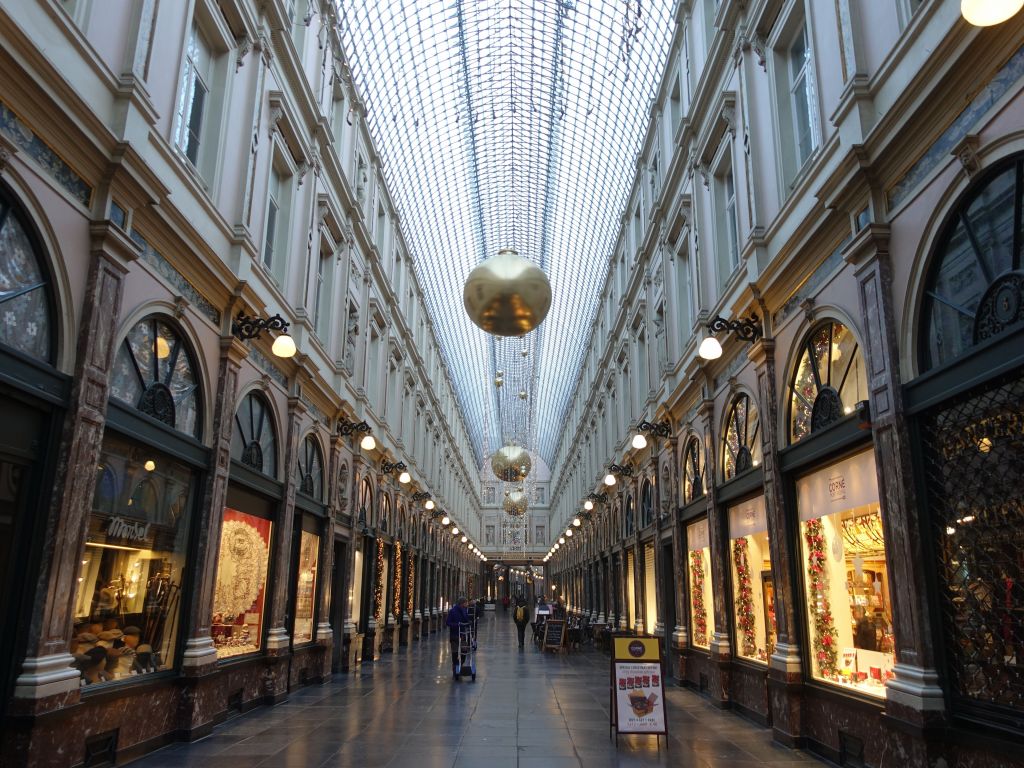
left=728, top=495, right=775, bottom=664
left=797, top=449, right=893, bottom=697
left=682, top=437, right=704, bottom=504
left=212, top=508, right=272, bottom=658
left=71, top=433, right=195, bottom=685
left=292, top=529, right=319, bottom=644
left=789, top=320, right=867, bottom=443
left=722, top=393, right=761, bottom=481
left=110, top=317, right=201, bottom=438
left=687, top=518, right=715, bottom=649
left=0, top=193, right=52, bottom=362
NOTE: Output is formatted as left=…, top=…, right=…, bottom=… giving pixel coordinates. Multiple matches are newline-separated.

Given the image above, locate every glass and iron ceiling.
left=337, top=1, right=673, bottom=466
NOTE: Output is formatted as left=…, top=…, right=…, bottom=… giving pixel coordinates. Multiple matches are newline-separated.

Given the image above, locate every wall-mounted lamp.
left=232, top=312, right=296, bottom=358
left=604, top=463, right=633, bottom=486
left=697, top=314, right=763, bottom=360
left=382, top=460, right=410, bottom=483
left=340, top=419, right=376, bottom=451
left=441, top=514, right=451, bottom=526
left=585, top=492, right=608, bottom=506
left=631, top=419, right=671, bottom=449
left=451, top=526, right=459, bottom=535
left=961, top=0, right=1023, bottom=26
left=572, top=516, right=581, bottom=527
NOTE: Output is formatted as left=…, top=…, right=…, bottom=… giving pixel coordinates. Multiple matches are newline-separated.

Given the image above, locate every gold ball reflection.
left=463, top=248, right=552, bottom=337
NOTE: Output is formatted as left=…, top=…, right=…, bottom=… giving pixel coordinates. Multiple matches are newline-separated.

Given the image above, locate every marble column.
left=751, top=336, right=802, bottom=743
left=12, top=223, right=137, bottom=713
left=847, top=226, right=944, bottom=725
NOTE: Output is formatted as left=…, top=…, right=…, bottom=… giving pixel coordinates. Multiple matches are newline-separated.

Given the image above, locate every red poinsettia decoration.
left=804, top=518, right=838, bottom=678
left=732, top=537, right=757, bottom=657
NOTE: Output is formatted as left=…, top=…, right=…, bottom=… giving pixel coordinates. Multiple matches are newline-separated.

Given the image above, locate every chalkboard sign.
left=543, top=619, right=566, bottom=651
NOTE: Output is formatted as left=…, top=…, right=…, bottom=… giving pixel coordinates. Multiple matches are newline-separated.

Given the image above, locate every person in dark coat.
left=854, top=607, right=877, bottom=651
left=445, top=596, right=471, bottom=677
left=513, top=596, right=531, bottom=649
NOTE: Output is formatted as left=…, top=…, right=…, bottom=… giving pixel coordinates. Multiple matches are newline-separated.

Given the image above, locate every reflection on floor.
left=130, top=611, right=823, bottom=768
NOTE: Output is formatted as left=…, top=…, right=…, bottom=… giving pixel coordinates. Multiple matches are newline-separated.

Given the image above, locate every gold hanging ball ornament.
left=463, top=248, right=552, bottom=336
left=518, top=390, right=528, bottom=400
left=490, top=445, right=532, bottom=482
left=504, top=490, right=529, bottom=516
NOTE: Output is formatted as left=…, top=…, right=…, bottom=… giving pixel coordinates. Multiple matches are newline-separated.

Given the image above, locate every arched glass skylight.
left=338, top=1, right=673, bottom=464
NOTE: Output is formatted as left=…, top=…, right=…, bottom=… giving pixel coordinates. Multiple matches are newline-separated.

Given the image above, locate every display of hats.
left=98, top=629, right=123, bottom=641
left=77, top=632, right=98, bottom=643
left=123, top=626, right=141, bottom=636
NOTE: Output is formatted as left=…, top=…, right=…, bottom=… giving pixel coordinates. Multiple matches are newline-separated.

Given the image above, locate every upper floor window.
left=0, top=192, right=53, bottom=363
left=722, top=393, right=761, bottom=482
left=174, top=24, right=213, bottom=168
left=788, top=24, right=817, bottom=168
left=714, top=156, right=740, bottom=287
left=262, top=159, right=293, bottom=284
left=772, top=14, right=820, bottom=186
left=111, top=317, right=202, bottom=438
left=789, top=320, right=868, bottom=443
left=231, top=392, right=278, bottom=478
left=297, top=435, right=324, bottom=502
left=920, top=156, right=1024, bottom=372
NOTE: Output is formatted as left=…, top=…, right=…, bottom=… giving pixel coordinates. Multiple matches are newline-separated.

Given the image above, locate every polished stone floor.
left=131, top=611, right=822, bottom=768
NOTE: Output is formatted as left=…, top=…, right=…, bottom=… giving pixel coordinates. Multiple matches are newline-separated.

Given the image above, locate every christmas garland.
left=393, top=541, right=403, bottom=618
left=690, top=549, right=708, bottom=647
left=732, top=537, right=757, bottom=657
left=374, top=539, right=385, bottom=625
left=406, top=556, right=415, bottom=616
left=804, top=518, right=838, bottom=678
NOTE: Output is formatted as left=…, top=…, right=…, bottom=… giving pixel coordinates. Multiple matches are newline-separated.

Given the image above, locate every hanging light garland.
left=804, top=518, right=839, bottom=678
left=374, top=540, right=385, bottom=625
left=732, top=538, right=757, bottom=658
left=407, top=556, right=415, bottom=616
left=393, top=541, right=403, bottom=618
left=689, top=550, right=708, bottom=647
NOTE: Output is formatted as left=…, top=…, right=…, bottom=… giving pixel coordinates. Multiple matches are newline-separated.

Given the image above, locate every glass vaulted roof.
left=338, top=1, right=673, bottom=466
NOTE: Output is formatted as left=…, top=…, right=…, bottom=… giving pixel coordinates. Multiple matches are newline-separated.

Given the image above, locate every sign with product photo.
left=610, top=637, right=668, bottom=742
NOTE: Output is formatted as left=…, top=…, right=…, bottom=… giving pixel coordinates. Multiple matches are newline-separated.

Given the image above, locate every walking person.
left=445, top=597, right=471, bottom=678
left=513, top=596, right=531, bottom=649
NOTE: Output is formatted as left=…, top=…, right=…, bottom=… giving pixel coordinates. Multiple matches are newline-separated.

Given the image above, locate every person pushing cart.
left=445, top=596, right=477, bottom=682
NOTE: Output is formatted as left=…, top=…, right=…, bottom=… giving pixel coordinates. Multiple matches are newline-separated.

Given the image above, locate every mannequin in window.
left=853, top=606, right=877, bottom=651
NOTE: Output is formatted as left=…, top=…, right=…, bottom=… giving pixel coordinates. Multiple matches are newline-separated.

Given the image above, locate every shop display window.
left=682, top=437, right=704, bottom=504
left=797, top=449, right=893, bottom=698
left=292, top=529, right=319, bottom=644
left=71, top=433, right=195, bottom=686
left=687, top=518, right=715, bottom=649
left=728, top=495, right=776, bottom=664
left=212, top=508, right=272, bottom=658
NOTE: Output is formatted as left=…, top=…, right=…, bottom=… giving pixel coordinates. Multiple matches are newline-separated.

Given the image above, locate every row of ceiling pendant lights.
left=344, top=422, right=487, bottom=560
left=545, top=419, right=669, bottom=563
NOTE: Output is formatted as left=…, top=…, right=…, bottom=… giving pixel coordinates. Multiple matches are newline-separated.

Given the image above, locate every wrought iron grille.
left=920, top=365, right=1024, bottom=728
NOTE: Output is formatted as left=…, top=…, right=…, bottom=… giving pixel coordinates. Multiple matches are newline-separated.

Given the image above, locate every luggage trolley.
left=454, top=620, right=477, bottom=681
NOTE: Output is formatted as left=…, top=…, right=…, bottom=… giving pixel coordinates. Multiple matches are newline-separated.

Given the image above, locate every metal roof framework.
left=337, top=0, right=673, bottom=466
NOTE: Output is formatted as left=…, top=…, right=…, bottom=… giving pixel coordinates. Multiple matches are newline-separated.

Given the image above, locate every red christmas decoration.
left=804, top=518, right=838, bottom=678
left=732, top=537, right=757, bottom=657
left=690, top=549, right=708, bottom=647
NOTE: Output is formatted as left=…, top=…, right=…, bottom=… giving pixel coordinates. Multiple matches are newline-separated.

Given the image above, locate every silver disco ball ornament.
left=463, top=248, right=552, bottom=336
left=490, top=445, right=532, bottom=482
left=504, top=490, right=528, bottom=516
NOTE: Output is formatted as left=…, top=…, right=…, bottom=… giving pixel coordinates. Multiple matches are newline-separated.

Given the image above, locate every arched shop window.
left=640, top=479, right=653, bottom=528
left=788, top=320, right=868, bottom=443
left=915, top=155, right=1024, bottom=730
left=682, top=437, right=704, bottom=504
left=920, top=156, right=1024, bottom=371
left=231, top=392, right=278, bottom=477
left=296, top=435, right=324, bottom=501
left=380, top=493, right=391, bottom=532
left=624, top=495, right=635, bottom=536
left=0, top=190, right=54, bottom=362
left=111, top=316, right=202, bottom=438
left=722, top=393, right=761, bottom=482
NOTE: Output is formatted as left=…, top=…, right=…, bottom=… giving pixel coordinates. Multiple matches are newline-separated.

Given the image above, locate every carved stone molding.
left=952, top=134, right=981, bottom=178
